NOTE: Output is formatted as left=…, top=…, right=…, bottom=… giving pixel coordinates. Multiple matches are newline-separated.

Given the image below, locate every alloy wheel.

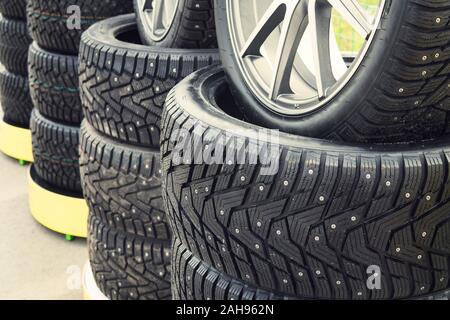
left=227, top=0, right=386, bottom=115
left=135, top=0, right=180, bottom=42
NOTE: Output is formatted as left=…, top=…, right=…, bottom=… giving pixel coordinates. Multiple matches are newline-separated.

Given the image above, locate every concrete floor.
left=0, top=152, right=88, bottom=300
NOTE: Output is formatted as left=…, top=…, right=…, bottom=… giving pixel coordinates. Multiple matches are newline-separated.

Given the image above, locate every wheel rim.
left=227, top=0, right=386, bottom=116
left=136, top=0, right=180, bottom=42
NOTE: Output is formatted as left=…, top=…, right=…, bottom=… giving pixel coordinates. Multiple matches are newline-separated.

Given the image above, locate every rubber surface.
left=134, top=0, right=217, bottom=49
left=30, top=109, right=81, bottom=193
left=29, top=42, right=82, bottom=125
left=27, top=0, right=134, bottom=54
left=0, top=16, right=32, bottom=75
left=215, top=0, right=450, bottom=143
left=88, top=216, right=172, bottom=300
left=172, top=239, right=450, bottom=300
left=0, top=0, right=26, bottom=19
left=172, top=239, right=282, bottom=300
left=80, top=120, right=170, bottom=241
left=81, top=120, right=172, bottom=300
left=0, top=69, right=33, bottom=127
left=79, top=13, right=219, bottom=147
left=162, top=66, right=450, bottom=300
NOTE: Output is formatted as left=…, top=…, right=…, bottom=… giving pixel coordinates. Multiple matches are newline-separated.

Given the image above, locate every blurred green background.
left=333, top=0, right=381, bottom=53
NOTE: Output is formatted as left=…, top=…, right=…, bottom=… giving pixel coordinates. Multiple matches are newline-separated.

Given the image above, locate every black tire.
left=80, top=120, right=170, bottom=241
left=0, top=0, right=26, bottom=20
left=30, top=109, right=81, bottom=193
left=0, top=16, right=31, bottom=75
left=88, top=216, right=172, bottom=300
left=28, top=42, right=82, bottom=125
left=79, top=13, right=219, bottom=147
left=134, top=0, right=217, bottom=49
left=215, top=0, right=450, bottom=144
left=26, top=0, right=134, bottom=54
left=0, top=69, right=33, bottom=127
left=173, top=239, right=450, bottom=301
left=161, top=66, right=450, bottom=300
left=172, top=239, right=282, bottom=300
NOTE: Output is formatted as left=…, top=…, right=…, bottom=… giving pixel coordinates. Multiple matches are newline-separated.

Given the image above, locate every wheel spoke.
left=309, top=0, right=335, bottom=98
left=240, top=0, right=287, bottom=57
left=151, top=0, right=165, bottom=32
left=163, top=1, right=175, bottom=27
left=270, top=1, right=308, bottom=100
left=228, top=0, right=385, bottom=114
left=327, top=0, right=372, bottom=38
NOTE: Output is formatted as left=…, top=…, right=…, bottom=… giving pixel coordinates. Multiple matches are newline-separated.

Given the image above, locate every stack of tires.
left=161, top=0, right=450, bottom=300
left=27, top=0, right=133, bottom=239
left=79, top=4, right=219, bottom=299
left=0, top=0, right=33, bottom=163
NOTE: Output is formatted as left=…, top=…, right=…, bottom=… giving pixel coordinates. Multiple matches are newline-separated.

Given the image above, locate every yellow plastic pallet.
left=28, top=166, right=88, bottom=239
left=83, top=261, right=108, bottom=300
left=0, top=119, right=33, bottom=164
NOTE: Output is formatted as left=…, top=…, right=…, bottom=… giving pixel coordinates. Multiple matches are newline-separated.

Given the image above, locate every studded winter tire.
left=88, top=216, right=172, bottom=300
left=79, top=13, right=219, bottom=147
left=172, top=239, right=450, bottom=300
left=162, top=66, right=450, bottom=300
left=80, top=120, right=170, bottom=241
left=81, top=120, right=172, bottom=300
